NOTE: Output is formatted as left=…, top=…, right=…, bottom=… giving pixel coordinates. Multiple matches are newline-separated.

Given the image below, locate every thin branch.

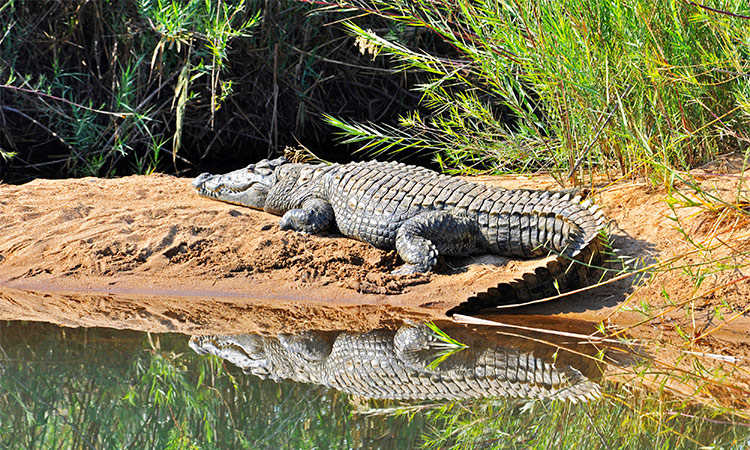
left=681, top=0, right=750, bottom=19
left=0, top=84, right=134, bottom=117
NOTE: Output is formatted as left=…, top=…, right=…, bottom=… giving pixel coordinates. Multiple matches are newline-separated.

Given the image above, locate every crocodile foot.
left=391, top=263, right=431, bottom=275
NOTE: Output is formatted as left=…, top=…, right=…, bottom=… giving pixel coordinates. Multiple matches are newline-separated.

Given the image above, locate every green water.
left=0, top=321, right=748, bottom=449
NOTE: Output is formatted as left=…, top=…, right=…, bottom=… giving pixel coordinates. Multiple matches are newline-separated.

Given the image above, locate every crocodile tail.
left=453, top=196, right=607, bottom=312
left=551, top=378, right=603, bottom=402
left=479, top=346, right=603, bottom=402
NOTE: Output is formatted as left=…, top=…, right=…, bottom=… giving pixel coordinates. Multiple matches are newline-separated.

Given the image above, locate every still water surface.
left=0, top=321, right=747, bottom=449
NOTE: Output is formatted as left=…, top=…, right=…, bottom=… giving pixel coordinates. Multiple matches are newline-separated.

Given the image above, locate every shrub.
left=325, top=0, right=750, bottom=182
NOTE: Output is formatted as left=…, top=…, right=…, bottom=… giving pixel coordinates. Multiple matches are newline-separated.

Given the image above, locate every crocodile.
left=193, top=158, right=606, bottom=305
left=189, top=323, right=602, bottom=402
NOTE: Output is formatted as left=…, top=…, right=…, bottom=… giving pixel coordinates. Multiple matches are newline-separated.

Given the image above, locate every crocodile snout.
left=192, top=173, right=211, bottom=189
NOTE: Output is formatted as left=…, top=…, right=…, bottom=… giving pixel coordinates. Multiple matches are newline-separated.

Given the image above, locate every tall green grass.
left=0, top=1, right=421, bottom=181
left=0, top=0, right=258, bottom=178
left=324, top=0, right=750, bottom=182
left=6, top=0, right=743, bottom=181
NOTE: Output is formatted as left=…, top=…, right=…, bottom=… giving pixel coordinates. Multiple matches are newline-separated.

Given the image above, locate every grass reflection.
left=1, top=322, right=749, bottom=449
left=0, top=322, right=420, bottom=449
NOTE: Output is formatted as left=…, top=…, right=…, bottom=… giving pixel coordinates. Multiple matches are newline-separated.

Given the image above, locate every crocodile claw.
left=391, top=264, right=429, bottom=275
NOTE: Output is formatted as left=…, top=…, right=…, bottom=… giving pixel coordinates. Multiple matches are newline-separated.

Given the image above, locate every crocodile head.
left=192, top=157, right=289, bottom=209
left=189, top=334, right=275, bottom=379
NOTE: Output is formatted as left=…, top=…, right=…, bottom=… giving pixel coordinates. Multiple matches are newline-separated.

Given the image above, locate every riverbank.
left=1, top=164, right=748, bottom=367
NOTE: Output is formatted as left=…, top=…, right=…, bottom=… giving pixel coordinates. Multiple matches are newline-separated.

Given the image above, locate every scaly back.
left=322, top=161, right=603, bottom=259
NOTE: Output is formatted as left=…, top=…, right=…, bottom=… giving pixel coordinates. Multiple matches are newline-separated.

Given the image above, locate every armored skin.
left=189, top=324, right=602, bottom=402
left=193, top=158, right=606, bottom=303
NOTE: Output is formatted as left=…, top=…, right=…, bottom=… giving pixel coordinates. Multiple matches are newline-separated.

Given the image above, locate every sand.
left=1, top=161, right=748, bottom=362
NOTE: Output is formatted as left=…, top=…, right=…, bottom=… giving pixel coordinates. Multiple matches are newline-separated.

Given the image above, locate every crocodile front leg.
left=278, top=331, right=336, bottom=361
left=278, top=198, right=335, bottom=234
left=394, top=210, right=479, bottom=274
left=393, top=324, right=444, bottom=369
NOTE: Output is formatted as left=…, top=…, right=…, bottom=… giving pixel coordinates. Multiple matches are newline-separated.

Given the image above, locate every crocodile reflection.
left=189, top=323, right=603, bottom=402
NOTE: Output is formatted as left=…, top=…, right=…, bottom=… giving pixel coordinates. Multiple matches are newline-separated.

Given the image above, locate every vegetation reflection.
left=1, top=321, right=749, bottom=449
left=0, top=322, right=420, bottom=448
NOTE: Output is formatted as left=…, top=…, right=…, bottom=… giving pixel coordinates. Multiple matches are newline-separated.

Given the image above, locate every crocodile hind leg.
left=394, top=210, right=479, bottom=274
left=278, top=197, right=335, bottom=234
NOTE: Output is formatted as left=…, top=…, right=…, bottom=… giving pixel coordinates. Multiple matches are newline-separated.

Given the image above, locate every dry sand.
left=1, top=162, right=749, bottom=373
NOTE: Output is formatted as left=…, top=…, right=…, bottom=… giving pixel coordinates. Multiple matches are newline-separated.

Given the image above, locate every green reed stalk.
left=326, top=0, right=750, bottom=182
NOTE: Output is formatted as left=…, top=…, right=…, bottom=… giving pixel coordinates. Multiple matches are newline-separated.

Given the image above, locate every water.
left=188, top=322, right=604, bottom=402
left=0, top=321, right=748, bottom=449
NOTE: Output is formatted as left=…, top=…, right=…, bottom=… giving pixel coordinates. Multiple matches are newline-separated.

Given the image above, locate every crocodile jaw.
left=192, top=158, right=287, bottom=209
left=189, top=335, right=273, bottom=377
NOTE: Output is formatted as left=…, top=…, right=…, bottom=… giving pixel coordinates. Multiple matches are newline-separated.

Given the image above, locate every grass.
left=3, top=0, right=748, bottom=183
left=321, top=0, right=750, bottom=184
left=139, top=0, right=260, bottom=164
left=0, top=0, right=424, bottom=181
left=1, top=0, right=258, bottom=178
left=423, top=321, right=468, bottom=370
left=2, top=1, right=748, bottom=182
left=412, top=389, right=750, bottom=449
left=414, top=317, right=750, bottom=449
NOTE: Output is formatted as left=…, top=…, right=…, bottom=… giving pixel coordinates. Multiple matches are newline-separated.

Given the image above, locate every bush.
left=325, top=0, right=750, bottom=182
left=0, top=0, right=422, bottom=181
left=3, top=0, right=748, bottom=182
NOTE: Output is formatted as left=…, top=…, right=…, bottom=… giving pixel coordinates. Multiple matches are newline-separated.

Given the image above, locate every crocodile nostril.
left=192, top=173, right=211, bottom=188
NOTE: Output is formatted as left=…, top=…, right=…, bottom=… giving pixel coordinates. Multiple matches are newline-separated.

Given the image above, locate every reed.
left=324, top=0, right=750, bottom=183
left=0, top=0, right=420, bottom=181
